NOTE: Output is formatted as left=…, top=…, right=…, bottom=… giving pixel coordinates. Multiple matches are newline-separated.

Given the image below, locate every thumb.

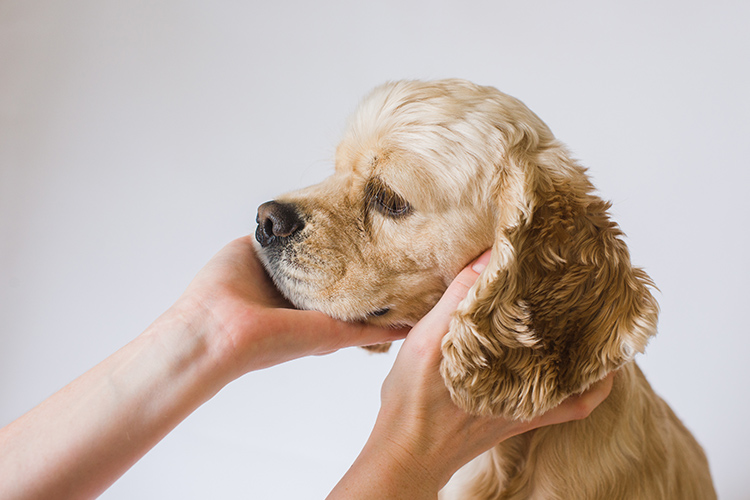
left=279, top=309, right=409, bottom=355
left=413, top=249, right=492, bottom=341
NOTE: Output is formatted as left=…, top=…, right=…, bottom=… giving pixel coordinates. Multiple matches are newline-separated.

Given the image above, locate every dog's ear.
left=440, top=133, right=659, bottom=421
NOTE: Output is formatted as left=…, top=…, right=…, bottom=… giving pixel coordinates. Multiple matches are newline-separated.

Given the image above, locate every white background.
left=1, top=1, right=748, bottom=498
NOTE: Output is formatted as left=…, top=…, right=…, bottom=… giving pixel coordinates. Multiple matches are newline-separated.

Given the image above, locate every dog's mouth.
left=255, top=242, right=383, bottom=322
left=260, top=256, right=403, bottom=325
left=256, top=252, right=314, bottom=302
left=368, top=307, right=390, bottom=317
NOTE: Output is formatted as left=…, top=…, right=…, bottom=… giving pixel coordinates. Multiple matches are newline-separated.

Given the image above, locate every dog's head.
left=255, top=79, right=658, bottom=419
left=255, top=80, right=502, bottom=325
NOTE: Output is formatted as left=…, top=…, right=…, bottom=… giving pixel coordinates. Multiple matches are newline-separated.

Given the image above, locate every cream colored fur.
left=256, top=79, right=716, bottom=499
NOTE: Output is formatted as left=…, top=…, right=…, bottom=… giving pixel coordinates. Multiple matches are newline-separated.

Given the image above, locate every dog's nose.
left=255, top=201, right=305, bottom=248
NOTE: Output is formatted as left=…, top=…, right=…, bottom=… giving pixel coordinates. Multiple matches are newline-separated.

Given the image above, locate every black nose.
left=255, top=201, right=305, bottom=248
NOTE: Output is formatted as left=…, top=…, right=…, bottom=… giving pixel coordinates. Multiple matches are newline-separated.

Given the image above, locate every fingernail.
left=471, top=250, right=491, bottom=273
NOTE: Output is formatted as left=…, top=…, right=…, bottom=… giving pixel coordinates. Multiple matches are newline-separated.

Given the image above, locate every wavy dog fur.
left=256, top=79, right=716, bottom=499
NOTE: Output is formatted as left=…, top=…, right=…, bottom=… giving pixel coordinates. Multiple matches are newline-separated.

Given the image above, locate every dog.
left=254, top=79, right=716, bottom=499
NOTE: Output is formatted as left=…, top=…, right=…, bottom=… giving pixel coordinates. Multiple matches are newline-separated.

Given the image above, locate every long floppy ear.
left=440, top=138, right=659, bottom=421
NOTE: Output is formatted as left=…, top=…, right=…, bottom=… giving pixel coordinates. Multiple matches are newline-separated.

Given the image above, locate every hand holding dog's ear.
left=330, top=251, right=614, bottom=499
left=440, top=150, right=658, bottom=421
left=175, top=236, right=408, bottom=377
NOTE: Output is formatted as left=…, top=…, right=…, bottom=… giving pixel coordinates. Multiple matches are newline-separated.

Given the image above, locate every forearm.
left=0, top=307, right=230, bottom=500
left=328, top=425, right=445, bottom=500
left=329, top=450, right=438, bottom=499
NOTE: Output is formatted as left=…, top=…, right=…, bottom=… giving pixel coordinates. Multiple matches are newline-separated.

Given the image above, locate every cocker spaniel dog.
left=254, top=79, right=716, bottom=499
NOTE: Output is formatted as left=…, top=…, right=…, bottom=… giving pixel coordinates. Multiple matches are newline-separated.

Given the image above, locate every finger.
left=279, top=309, right=409, bottom=354
left=328, top=320, right=410, bottom=351
left=559, top=371, right=615, bottom=420
left=411, top=249, right=492, bottom=340
left=528, top=372, right=615, bottom=429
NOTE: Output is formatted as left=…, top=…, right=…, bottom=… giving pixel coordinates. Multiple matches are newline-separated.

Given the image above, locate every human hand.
left=0, top=235, right=407, bottom=500
left=170, top=236, right=408, bottom=379
left=329, top=250, right=614, bottom=499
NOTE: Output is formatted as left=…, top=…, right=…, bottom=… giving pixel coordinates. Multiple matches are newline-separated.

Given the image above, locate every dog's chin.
left=256, top=245, right=436, bottom=328
left=282, top=289, right=409, bottom=326
left=257, top=256, right=395, bottom=324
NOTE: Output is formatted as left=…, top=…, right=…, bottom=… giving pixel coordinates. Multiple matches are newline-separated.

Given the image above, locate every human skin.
left=329, top=251, right=614, bottom=499
left=0, top=237, right=612, bottom=499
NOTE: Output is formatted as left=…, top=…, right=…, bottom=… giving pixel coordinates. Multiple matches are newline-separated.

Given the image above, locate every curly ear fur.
left=441, top=128, right=659, bottom=421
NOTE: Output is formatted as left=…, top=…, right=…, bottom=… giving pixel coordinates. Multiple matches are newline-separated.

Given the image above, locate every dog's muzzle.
left=255, top=200, right=305, bottom=248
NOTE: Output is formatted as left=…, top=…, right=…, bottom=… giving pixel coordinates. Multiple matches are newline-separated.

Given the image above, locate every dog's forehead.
left=334, top=139, right=474, bottom=211
left=330, top=81, right=514, bottom=210
left=334, top=136, right=494, bottom=216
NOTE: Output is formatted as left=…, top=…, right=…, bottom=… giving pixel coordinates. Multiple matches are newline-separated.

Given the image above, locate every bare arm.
left=0, top=236, right=406, bottom=500
left=0, top=239, right=611, bottom=500
left=329, top=251, right=614, bottom=499
left=0, top=313, right=224, bottom=499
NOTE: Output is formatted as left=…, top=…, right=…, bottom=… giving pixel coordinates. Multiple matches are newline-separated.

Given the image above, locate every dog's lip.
left=368, top=307, right=391, bottom=317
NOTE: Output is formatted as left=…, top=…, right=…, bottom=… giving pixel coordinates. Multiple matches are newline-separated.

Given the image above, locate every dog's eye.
left=366, top=180, right=411, bottom=218
left=374, top=190, right=410, bottom=217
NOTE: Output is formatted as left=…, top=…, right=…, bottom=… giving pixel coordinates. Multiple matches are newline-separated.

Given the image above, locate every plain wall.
left=1, top=1, right=748, bottom=498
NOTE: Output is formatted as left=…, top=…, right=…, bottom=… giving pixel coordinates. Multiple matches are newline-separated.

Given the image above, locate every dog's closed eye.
left=365, top=178, right=411, bottom=218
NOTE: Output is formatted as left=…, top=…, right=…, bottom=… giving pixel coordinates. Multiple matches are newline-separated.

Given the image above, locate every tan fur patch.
left=256, top=79, right=715, bottom=499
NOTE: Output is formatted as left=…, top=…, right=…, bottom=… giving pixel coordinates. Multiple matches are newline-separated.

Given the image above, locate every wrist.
left=144, top=298, right=237, bottom=399
left=368, top=431, right=444, bottom=496
left=329, top=422, right=445, bottom=500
